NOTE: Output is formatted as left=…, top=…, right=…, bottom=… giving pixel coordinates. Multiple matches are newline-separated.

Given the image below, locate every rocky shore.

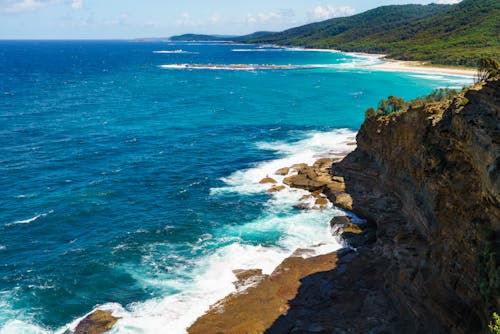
left=188, top=77, right=499, bottom=333
left=72, top=78, right=498, bottom=334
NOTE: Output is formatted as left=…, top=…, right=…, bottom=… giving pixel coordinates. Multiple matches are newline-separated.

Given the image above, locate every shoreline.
left=187, top=154, right=372, bottom=334
left=272, top=45, right=476, bottom=77
left=363, top=59, right=476, bottom=77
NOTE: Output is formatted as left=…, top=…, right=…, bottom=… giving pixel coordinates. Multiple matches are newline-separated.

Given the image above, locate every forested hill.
left=245, top=0, right=500, bottom=66
left=169, top=31, right=276, bottom=42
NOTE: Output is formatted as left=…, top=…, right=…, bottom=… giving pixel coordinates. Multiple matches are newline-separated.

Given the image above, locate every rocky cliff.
left=188, top=78, right=499, bottom=334
left=271, top=78, right=499, bottom=333
left=338, top=77, right=499, bottom=333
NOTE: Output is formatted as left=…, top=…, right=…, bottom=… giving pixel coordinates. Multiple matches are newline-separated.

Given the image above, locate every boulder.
left=74, top=310, right=119, bottom=334
left=293, top=203, right=311, bottom=210
left=268, top=185, right=286, bottom=193
left=259, top=176, right=277, bottom=184
left=290, top=163, right=308, bottom=173
left=313, top=197, right=329, bottom=210
left=275, top=167, right=290, bottom=176
left=283, top=174, right=324, bottom=192
left=332, top=192, right=353, bottom=210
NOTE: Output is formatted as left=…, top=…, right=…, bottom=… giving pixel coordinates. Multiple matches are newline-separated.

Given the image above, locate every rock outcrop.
left=189, top=78, right=499, bottom=334
left=272, top=78, right=499, bottom=333
left=73, top=310, right=119, bottom=334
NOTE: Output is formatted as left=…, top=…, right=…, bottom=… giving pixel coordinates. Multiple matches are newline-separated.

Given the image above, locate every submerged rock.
left=74, top=310, right=119, bottom=334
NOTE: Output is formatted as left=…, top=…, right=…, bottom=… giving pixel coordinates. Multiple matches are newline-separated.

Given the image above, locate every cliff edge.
left=188, top=78, right=499, bottom=333
left=271, top=78, right=499, bottom=333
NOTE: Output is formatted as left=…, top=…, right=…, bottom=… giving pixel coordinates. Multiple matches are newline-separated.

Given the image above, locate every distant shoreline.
left=364, top=59, right=476, bottom=77
left=281, top=45, right=476, bottom=77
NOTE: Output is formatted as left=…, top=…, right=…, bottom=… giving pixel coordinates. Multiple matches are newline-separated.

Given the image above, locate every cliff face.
left=326, top=78, right=499, bottom=333
left=187, top=79, right=499, bottom=334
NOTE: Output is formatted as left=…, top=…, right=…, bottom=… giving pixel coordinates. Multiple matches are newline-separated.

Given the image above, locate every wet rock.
left=299, top=194, right=313, bottom=201
left=293, top=203, right=311, bottom=210
left=268, top=185, right=286, bottom=193
left=290, top=163, right=308, bottom=173
left=312, top=158, right=334, bottom=173
left=291, top=248, right=316, bottom=258
left=74, top=310, right=119, bottom=334
left=275, top=167, right=290, bottom=176
left=188, top=253, right=338, bottom=334
left=331, top=192, right=353, bottom=210
left=330, top=216, right=376, bottom=248
left=313, top=197, right=329, bottom=210
left=232, top=269, right=265, bottom=289
left=259, top=176, right=277, bottom=184
left=283, top=174, right=324, bottom=191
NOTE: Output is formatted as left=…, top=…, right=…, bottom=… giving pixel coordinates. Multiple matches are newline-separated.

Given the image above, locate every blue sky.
left=0, top=0, right=461, bottom=39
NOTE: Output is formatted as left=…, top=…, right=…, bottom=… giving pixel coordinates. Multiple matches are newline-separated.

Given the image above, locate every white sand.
left=365, top=59, right=476, bottom=77
left=286, top=46, right=476, bottom=77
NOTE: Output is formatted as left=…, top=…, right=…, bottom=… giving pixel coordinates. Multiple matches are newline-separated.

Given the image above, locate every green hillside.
left=170, top=31, right=276, bottom=42
left=169, top=34, right=237, bottom=41
left=246, top=0, right=500, bottom=66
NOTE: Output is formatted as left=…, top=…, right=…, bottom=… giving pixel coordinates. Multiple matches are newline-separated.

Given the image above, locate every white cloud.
left=436, top=0, right=461, bottom=3
left=70, top=0, right=82, bottom=10
left=0, top=0, right=84, bottom=13
left=176, top=12, right=197, bottom=26
left=307, top=5, right=355, bottom=21
left=0, top=0, right=46, bottom=13
left=243, top=9, right=295, bottom=26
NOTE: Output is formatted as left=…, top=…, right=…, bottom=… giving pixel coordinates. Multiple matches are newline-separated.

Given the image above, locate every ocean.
left=0, top=41, right=473, bottom=333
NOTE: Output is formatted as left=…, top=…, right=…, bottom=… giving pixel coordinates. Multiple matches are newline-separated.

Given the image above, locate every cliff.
left=342, top=77, right=499, bottom=332
left=188, top=78, right=499, bottom=333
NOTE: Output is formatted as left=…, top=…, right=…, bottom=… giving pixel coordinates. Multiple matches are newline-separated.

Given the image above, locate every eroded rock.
left=74, top=310, right=119, bottom=334
left=274, top=167, right=290, bottom=176
left=259, top=176, right=277, bottom=184
left=267, top=185, right=286, bottom=193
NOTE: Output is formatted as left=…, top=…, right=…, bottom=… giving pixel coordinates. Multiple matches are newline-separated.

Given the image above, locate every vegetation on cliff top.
left=365, top=88, right=461, bottom=119
left=366, top=57, right=499, bottom=119
left=245, top=0, right=499, bottom=67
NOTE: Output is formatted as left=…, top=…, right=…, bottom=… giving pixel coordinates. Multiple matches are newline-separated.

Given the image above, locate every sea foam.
left=47, top=129, right=355, bottom=334
left=153, top=50, right=198, bottom=54
left=6, top=210, right=53, bottom=227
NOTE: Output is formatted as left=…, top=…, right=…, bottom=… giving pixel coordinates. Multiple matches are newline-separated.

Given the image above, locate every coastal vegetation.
left=490, top=313, right=500, bottom=334
left=366, top=56, right=499, bottom=119
left=172, top=0, right=499, bottom=67
left=476, top=57, right=500, bottom=82
left=246, top=0, right=499, bottom=66
left=365, top=88, right=460, bottom=119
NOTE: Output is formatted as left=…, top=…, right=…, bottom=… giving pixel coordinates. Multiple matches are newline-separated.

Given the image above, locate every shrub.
left=365, top=107, right=376, bottom=119
left=476, top=57, right=499, bottom=83
left=489, top=312, right=500, bottom=334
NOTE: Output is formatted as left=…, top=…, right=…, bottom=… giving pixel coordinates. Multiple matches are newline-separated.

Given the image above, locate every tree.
left=476, top=57, right=499, bottom=83
left=377, top=96, right=407, bottom=115
left=365, top=107, right=376, bottom=119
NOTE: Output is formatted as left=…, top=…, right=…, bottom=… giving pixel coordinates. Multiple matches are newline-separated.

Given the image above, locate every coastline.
left=363, top=59, right=476, bottom=77
left=278, top=45, right=476, bottom=77
left=187, top=77, right=499, bottom=334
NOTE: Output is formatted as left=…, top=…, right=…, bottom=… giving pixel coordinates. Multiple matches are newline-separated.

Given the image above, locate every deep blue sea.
left=0, top=41, right=473, bottom=333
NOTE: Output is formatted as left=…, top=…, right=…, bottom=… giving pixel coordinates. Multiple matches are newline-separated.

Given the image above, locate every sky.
left=0, top=0, right=461, bottom=39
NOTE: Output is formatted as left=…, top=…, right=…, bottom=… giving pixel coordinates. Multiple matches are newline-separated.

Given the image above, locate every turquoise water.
left=0, top=41, right=472, bottom=333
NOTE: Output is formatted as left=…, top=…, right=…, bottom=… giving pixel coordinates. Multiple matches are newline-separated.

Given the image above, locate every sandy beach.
left=284, top=46, right=476, bottom=77
left=365, top=59, right=476, bottom=77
